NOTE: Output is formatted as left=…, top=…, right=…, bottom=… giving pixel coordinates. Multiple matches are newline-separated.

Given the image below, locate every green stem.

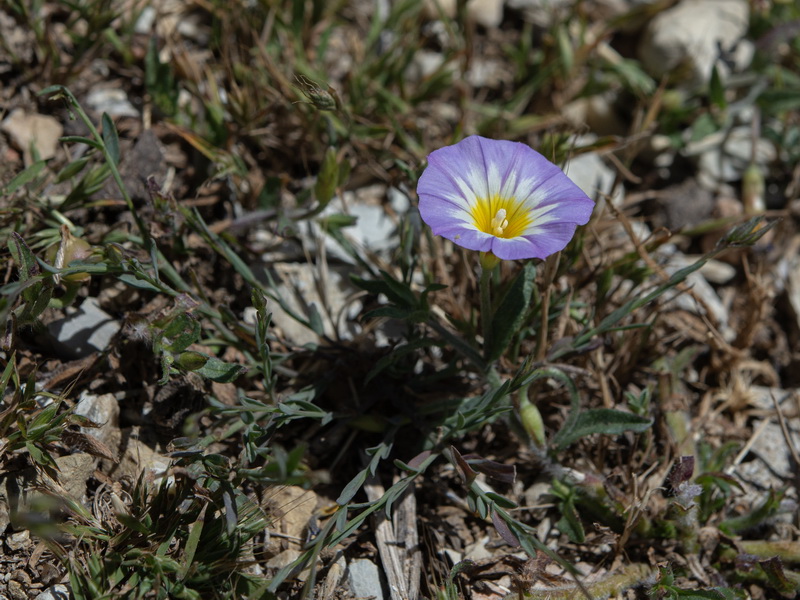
left=721, top=540, right=800, bottom=564
left=505, top=563, right=654, bottom=600
left=480, top=266, right=493, bottom=359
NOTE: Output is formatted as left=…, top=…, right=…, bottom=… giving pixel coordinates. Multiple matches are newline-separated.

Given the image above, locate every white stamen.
left=490, top=208, right=509, bottom=236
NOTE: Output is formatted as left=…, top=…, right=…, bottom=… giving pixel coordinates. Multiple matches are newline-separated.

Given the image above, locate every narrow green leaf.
left=709, top=64, right=727, bottom=110
left=308, top=303, right=325, bottom=336
left=552, top=408, right=652, bottom=451
left=8, top=233, right=39, bottom=283
left=485, top=492, right=517, bottom=509
left=757, top=88, right=800, bottom=113
left=196, top=357, right=247, bottom=383
left=336, top=441, right=392, bottom=505
left=3, top=160, right=47, bottom=194
left=116, top=513, right=151, bottom=535
left=101, top=113, right=121, bottom=165
left=25, top=441, right=53, bottom=466
left=59, top=136, right=102, bottom=148
left=180, top=504, right=207, bottom=580
left=55, top=157, right=91, bottom=182
left=38, top=84, right=66, bottom=97
left=117, top=273, right=162, bottom=292
left=556, top=497, right=585, bottom=543
left=314, top=146, right=338, bottom=206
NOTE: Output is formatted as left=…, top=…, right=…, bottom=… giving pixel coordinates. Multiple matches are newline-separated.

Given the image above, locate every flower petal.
left=491, top=221, right=580, bottom=260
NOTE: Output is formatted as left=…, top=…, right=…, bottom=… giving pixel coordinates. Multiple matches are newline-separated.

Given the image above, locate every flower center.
left=491, top=209, right=508, bottom=236
left=470, top=195, right=532, bottom=239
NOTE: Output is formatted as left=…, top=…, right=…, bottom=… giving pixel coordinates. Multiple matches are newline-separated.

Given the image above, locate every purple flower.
left=417, top=136, right=595, bottom=261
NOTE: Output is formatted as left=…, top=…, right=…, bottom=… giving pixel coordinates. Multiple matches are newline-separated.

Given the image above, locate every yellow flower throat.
left=470, top=195, right=531, bottom=239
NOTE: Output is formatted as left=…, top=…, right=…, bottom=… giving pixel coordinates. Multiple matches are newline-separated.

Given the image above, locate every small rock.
left=74, top=391, right=121, bottom=457
left=745, top=387, right=800, bottom=480
left=134, top=6, right=156, bottom=33
left=506, top=0, right=572, bottom=28
left=564, top=144, right=624, bottom=207
left=97, top=128, right=165, bottom=201
left=265, top=548, right=302, bottom=571
left=466, top=58, right=509, bottom=88
left=422, top=0, right=503, bottom=27
left=320, top=552, right=347, bottom=599
left=259, top=263, right=361, bottom=347
left=6, top=580, right=25, bottom=600
left=110, top=432, right=170, bottom=481
left=265, top=486, right=317, bottom=542
left=779, top=236, right=800, bottom=333
left=653, top=179, right=714, bottom=231
left=348, top=558, right=386, bottom=600
left=464, top=535, right=492, bottom=560
left=52, top=453, right=97, bottom=500
left=5, top=530, right=30, bottom=552
left=638, top=0, right=751, bottom=87
left=664, top=250, right=734, bottom=341
left=406, top=50, right=448, bottom=83
left=0, top=453, right=94, bottom=534
left=86, top=87, right=139, bottom=119
left=687, top=127, right=776, bottom=189
left=347, top=203, right=399, bottom=252
left=47, top=297, right=121, bottom=360
left=34, top=585, right=70, bottom=600
left=467, top=0, right=504, bottom=28
left=387, top=187, right=411, bottom=214
left=697, top=258, right=737, bottom=284
left=1, top=108, right=63, bottom=166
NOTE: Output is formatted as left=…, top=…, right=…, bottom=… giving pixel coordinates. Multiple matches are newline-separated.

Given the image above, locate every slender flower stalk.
left=479, top=261, right=494, bottom=351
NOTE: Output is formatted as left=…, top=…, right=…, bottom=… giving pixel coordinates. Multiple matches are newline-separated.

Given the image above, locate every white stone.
left=257, top=263, right=361, bottom=347
left=34, top=585, right=70, bottom=600
left=638, top=0, right=751, bottom=87
left=686, top=127, right=776, bottom=187
left=1, top=108, right=63, bottom=166
left=387, top=187, right=411, bottom=213
left=507, top=0, right=572, bottom=28
left=563, top=146, right=624, bottom=206
left=466, top=58, right=508, bottom=88
left=314, top=186, right=402, bottom=262
left=5, top=530, right=30, bottom=551
left=134, top=6, right=156, bottom=34
left=47, top=297, right=121, bottom=360
left=75, top=391, right=121, bottom=453
left=663, top=251, right=734, bottom=342
left=467, top=0, right=504, bottom=28
left=407, top=50, right=448, bottom=83
left=86, top=87, right=140, bottom=118
left=348, top=558, right=386, bottom=600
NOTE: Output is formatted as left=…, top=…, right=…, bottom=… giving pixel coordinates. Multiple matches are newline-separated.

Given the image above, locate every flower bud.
left=47, top=225, right=94, bottom=284
left=742, top=163, right=765, bottom=215
left=296, top=75, right=339, bottom=112
left=519, top=395, right=546, bottom=447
